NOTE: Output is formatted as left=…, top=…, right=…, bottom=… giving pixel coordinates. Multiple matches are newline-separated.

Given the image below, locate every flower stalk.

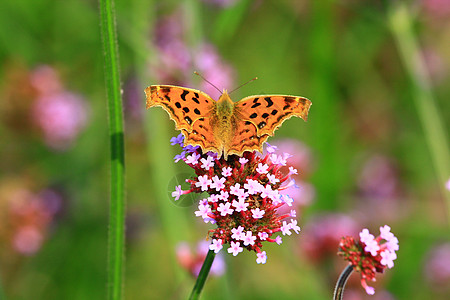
left=333, top=264, right=354, bottom=300
left=99, top=0, right=126, bottom=299
left=189, top=249, right=216, bottom=300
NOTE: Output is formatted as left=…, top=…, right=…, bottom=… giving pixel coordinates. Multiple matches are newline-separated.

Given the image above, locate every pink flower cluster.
left=338, top=225, right=399, bottom=295
left=170, top=134, right=301, bottom=264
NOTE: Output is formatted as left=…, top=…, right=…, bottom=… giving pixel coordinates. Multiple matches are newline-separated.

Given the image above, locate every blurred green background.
left=0, top=0, right=449, bottom=299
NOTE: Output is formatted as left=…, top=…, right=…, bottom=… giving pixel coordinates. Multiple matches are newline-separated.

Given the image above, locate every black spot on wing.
left=264, top=97, right=274, bottom=107
left=164, top=95, right=171, bottom=102
left=258, top=121, right=266, bottom=129
left=181, top=90, right=189, bottom=101
left=194, top=108, right=201, bottom=115
left=175, top=102, right=181, bottom=109
left=251, top=102, right=261, bottom=108
left=271, top=109, right=277, bottom=115
left=185, top=116, right=193, bottom=125
left=250, top=113, right=257, bottom=119
left=262, top=113, right=269, bottom=119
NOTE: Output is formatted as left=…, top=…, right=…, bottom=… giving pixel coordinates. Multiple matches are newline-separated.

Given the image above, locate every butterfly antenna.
left=194, top=71, right=222, bottom=93
left=229, top=76, right=258, bottom=94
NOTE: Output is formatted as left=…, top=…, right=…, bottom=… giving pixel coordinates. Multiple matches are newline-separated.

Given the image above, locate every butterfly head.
left=216, top=90, right=235, bottom=116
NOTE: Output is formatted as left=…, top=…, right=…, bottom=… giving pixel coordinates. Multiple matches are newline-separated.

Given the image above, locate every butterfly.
left=145, top=85, right=311, bottom=160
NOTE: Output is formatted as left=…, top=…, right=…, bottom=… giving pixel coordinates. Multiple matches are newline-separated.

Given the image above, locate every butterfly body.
left=145, top=85, right=311, bottom=159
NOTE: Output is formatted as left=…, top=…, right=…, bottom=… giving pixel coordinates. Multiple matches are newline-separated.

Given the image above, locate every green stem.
left=99, top=0, right=126, bottom=299
left=189, top=250, right=216, bottom=300
left=333, top=265, right=354, bottom=300
left=388, top=2, right=450, bottom=222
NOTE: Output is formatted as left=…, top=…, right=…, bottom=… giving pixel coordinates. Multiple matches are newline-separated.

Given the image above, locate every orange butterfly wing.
left=226, top=95, right=312, bottom=156
left=145, top=85, right=222, bottom=153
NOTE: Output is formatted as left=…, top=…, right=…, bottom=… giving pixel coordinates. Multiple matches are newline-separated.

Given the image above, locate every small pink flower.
left=239, top=157, right=248, bottom=165
left=281, top=221, right=292, bottom=236
left=227, top=241, right=243, bottom=256
left=195, top=175, right=211, bottom=191
left=222, top=166, right=232, bottom=177
left=209, top=239, right=223, bottom=253
left=231, top=226, right=245, bottom=240
left=251, top=208, right=265, bottom=219
left=242, top=231, right=256, bottom=246
left=232, top=199, right=249, bottom=212
left=171, top=185, right=183, bottom=201
left=185, top=153, right=201, bottom=165
left=210, top=176, right=226, bottom=191
left=256, top=163, right=269, bottom=174
left=256, top=251, right=267, bottom=264
left=217, top=202, right=233, bottom=216
left=200, top=156, right=215, bottom=170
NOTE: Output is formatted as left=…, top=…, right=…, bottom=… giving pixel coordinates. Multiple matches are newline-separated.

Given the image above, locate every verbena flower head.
left=171, top=134, right=302, bottom=264
left=338, top=225, right=399, bottom=295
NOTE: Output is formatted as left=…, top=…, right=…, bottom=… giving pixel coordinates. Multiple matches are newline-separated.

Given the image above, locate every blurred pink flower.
left=151, top=12, right=235, bottom=98
left=0, top=179, right=63, bottom=256
left=13, top=226, right=43, bottom=256
left=424, top=243, right=450, bottom=288
left=343, top=289, right=397, bottom=300
left=152, top=12, right=192, bottom=83
left=30, top=65, right=63, bottom=95
left=201, top=0, right=238, bottom=8
left=358, top=155, right=400, bottom=199
left=32, top=92, right=88, bottom=150
left=301, top=213, right=359, bottom=263
left=176, top=240, right=226, bottom=277
left=271, top=139, right=315, bottom=178
left=419, top=48, right=447, bottom=85
left=356, top=155, right=408, bottom=222
left=422, top=0, right=450, bottom=18
left=270, top=139, right=316, bottom=214
left=194, top=44, right=235, bottom=99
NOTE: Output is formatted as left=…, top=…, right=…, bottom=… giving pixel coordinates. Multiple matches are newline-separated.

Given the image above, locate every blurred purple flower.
left=301, top=213, right=359, bottom=263
left=32, top=92, right=88, bottom=150
left=176, top=240, right=226, bottom=277
left=152, top=12, right=192, bottom=83
left=356, top=155, right=408, bottom=222
left=151, top=12, right=235, bottom=98
left=424, top=243, right=450, bottom=288
left=201, top=0, right=238, bottom=8
left=194, top=44, right=235, bottom=99
left=358, top=155, right=399, bottom=199
left=419, top=48, right=447, bottom=85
